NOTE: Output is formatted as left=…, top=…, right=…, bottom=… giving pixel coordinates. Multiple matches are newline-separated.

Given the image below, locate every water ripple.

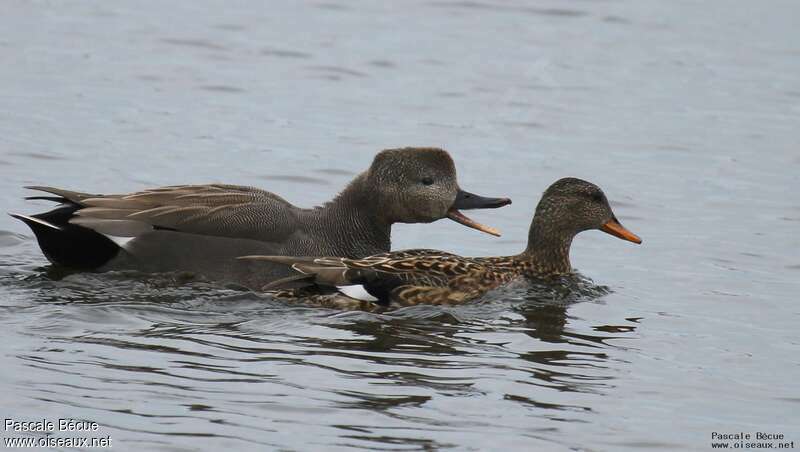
left=1, top=265, right=631, bottom=450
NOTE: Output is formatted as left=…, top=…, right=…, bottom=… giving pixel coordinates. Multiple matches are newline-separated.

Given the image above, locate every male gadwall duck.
left=10, top=147, right=511, bottom=288
left=244, top=178, right=641, bottom=308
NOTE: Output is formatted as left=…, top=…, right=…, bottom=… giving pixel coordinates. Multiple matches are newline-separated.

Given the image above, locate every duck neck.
left=318, top=173, right=391, bottom=258
left=519, top=215, right=574, bottom=276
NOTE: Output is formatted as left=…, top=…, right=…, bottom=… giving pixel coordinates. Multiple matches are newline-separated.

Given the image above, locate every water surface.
left=1, top=1, right=798, bottom=451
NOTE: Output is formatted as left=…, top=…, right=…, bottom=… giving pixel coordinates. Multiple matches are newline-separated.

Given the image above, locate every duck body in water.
left=10, top=147, right=510, bottom=289
left=246, top=178, right=641, bottom=308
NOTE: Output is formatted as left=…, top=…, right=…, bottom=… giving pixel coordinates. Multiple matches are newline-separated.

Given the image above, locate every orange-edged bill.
left=600, top=217, right=642, bottom=244
left=447, top=209, right=502, bottom=237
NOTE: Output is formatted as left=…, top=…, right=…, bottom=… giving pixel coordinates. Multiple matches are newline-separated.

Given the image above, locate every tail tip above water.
left=7, top=212, right=62, bottom=231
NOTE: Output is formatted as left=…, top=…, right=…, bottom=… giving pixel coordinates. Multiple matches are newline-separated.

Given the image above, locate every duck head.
left=524, top=178, right=641, bottom=274
left=365, top=147, right=511, bottom=236
left=531, top=177, right=641, bottom=243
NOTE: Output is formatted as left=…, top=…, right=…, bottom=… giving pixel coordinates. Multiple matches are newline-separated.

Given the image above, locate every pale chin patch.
left=336, top=285, right=378, bottom=302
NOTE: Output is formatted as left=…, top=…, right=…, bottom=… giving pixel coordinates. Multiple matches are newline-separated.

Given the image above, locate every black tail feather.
left=24, top=196, right=69, bottom=203
left=10, top=203, right=120, bottom=270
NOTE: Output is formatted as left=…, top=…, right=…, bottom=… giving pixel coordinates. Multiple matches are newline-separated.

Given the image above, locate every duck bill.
left=446, top=189, right=511, bottom=237
left=452, top=189, right=512, bottom=210
left=600, top=217, right=642, bottom=244
left=446, top=209, right=502, bottom=237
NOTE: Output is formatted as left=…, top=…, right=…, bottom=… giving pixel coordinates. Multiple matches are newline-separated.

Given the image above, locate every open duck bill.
left=600, top=217, right=642, bottom=244
left=446, top=189, right=512, bottom=237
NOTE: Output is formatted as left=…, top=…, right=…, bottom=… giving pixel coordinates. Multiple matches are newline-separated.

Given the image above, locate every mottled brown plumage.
left=245, top=178, right=641, bottom=309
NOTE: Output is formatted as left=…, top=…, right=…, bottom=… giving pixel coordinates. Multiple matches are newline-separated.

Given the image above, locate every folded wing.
left=27, top=184, right=299, bottom=243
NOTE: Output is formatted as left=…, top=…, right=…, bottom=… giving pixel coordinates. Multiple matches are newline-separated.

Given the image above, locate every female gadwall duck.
left=10, top=147, right=510, bottom=288
left=245, top=178, right=641, bottom=308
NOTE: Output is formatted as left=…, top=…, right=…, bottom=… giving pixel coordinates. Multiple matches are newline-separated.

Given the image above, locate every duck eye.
left=591, top=192, right=603, bottom=203
left=421, top=177, right=434, bottom=186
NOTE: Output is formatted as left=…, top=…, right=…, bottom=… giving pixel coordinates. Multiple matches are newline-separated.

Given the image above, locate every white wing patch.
left=69, top=217, right=152, bottom=250
left=336, top=285, right=378, bottom=302
left=103, top=235, right=136, bottom=250
left=69, top=217, right=152, bottom=237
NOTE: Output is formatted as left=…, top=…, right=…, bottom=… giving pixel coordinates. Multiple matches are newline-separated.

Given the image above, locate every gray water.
left=1, top=1, right=799, bottom=451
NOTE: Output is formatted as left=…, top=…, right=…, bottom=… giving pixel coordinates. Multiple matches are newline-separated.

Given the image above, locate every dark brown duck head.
left=362, top=147, right=511, bottom=236
left=523, top=177, right=641, bottom=275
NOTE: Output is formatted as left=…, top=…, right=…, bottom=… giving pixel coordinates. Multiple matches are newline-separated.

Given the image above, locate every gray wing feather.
left=74, top=207, right=141, bottom=219
left=28, top=184, right=299, bottom=242
left=69, top=217, right=153, bottom=237
left=25, top=186, right=99, bottom=203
